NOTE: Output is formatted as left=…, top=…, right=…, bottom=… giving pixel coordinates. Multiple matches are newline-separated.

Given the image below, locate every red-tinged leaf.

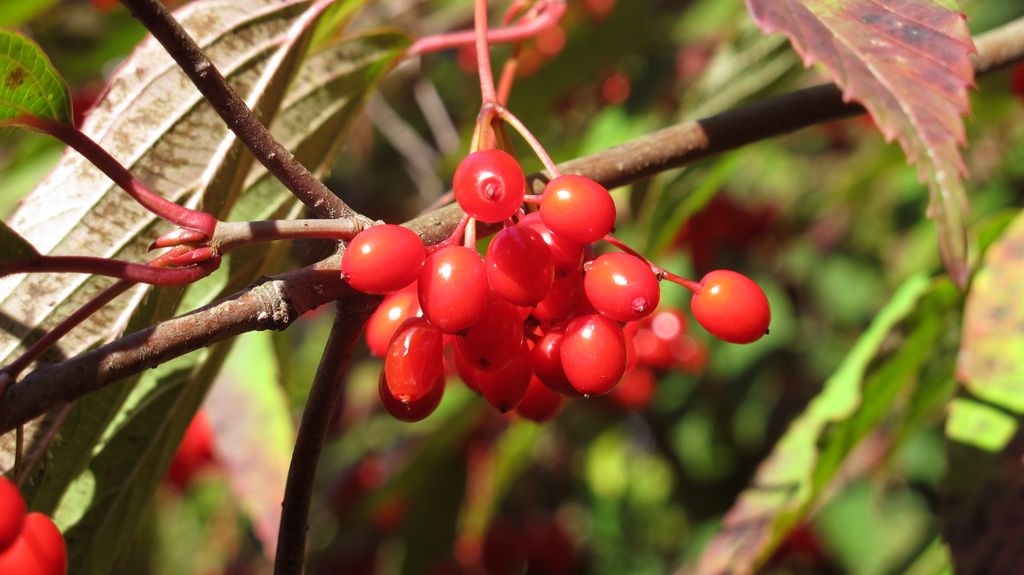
left=745, top=0, right=976, bottom=286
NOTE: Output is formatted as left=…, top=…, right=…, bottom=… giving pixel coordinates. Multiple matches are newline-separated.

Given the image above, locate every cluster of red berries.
left=342, top=148, right=771, bottom=423
left=0, top=476, right=67, bottom=575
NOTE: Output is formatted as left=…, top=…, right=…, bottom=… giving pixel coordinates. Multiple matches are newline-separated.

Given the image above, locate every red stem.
left=6, top=254, right=220, bottom=285
left=602, top=234, right=703, bottom=293
left=475, top=0, right=498, bottom=105
left=0, top=246, right=194, bottom=394
left=407, top=1, right=566, bottom=57
left=21, top=117, right=218, bottom=235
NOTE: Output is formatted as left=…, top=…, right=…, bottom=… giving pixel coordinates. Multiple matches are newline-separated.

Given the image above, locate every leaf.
left=28, top=28, right=406, bottom=573
left=205, top=330, right=296, bottom=559
left=0, top=30, right=71, bottom=126
left=696, top=274, right=942, bottom=575
left=957, top=209, right=1024, bottom=415
left=0, top=0, right=60, bottom=28
left=942, top=209, right=1024, bottom=574
left=744, top=0, right=976, bottom=286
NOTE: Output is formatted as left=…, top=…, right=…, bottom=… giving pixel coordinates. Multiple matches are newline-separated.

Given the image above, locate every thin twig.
left=118, top=0, right=364, bottom=222
left=274, top=299, right=378, bottom=575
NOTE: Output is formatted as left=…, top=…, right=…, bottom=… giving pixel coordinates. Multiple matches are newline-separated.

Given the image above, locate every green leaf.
left=0, top=0, right=60, bottom=28
left=0, top=30, right=71, bottom=126
left=958, top=209, right=1024, bottom=415
left=744, top=0, right=976, bottom=285
left=696, top=274, right=942, bottom=574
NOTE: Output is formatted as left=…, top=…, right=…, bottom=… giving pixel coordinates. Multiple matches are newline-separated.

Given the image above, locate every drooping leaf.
left=0, top=30, right=71, bottom=126
left=744, top=0, right=976, bottom=286
left=696, top=274, right=954, bottom=574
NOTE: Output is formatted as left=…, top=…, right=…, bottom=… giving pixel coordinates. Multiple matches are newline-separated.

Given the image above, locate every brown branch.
left=274, top=300, right=377, bottom=575
left=118, top=0, right=365, bottom=223
left=2, top=16, right=1024, bottom=433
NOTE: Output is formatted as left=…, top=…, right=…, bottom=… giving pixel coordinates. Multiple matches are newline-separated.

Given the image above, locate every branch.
left=118, top=0, right=365, bottom=223
left=274, top=300, right=377, bottom=575
left=2, top=16, right=1023, bottom=432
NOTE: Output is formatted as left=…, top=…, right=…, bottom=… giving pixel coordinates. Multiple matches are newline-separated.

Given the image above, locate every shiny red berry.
left=520, top=212, right=583, bottom=276
left=515, top=376, right=563, bottom=422
left=486, top=225, right=554, bottom=306
left=531, top=270, right=583, bottom=325
left=455, top=294, right=524, bottom=370
left=0, top=476, right=25, bottom=552
left=342, top=224, right=425, bottom=295
left=584, top=252, right=660, bottom=322
left=455, top=342, right=532, bottom=412
left=0, top=512, right=67, bottom=575
left=383, top=317, right=446, bottom=404
left=529, top=329, right=580, bottom=397
left=379, top=371, right=444, bottom=422
left=560, top=314, right=627, bottom=396
left=419, top=246, right=489, bottom=333
left=690, top=270, right=770, bottom=344
left=453, top=149, right=526, bottom=223
left=540, top=175, right=616, bottom=244
left=365, top=284, right=421, bottom=357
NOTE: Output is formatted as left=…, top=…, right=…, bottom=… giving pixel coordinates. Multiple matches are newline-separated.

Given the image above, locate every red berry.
left=455, top=342, right=532, bottom=412
left=167, top=410, right=215, bottom=489
left=0, top=512, right=67, bottom=575
left=515, top=376, right=563, bottom=422
left=584, top=252, right=660, bottom=322
left=531, top=270, right=584, bottom=325
left=540, top=175, right=616, bottom=244
left=560, top=314, right=627, bottom=396
left=631, top=308, right=688, bottom=369
left=365, top=284, right=421, bottom=357
left=383, top=317, right=445, bottom=404
left=453, top=149, right=526, bottom=223
left=529, top=329, right=581, bottom=397
left=690, top=270, right=770, bottom=344
left=520, top=212, right=583, bottom=276
left=342, top=225, right=425, bottom=295
left=455, top=294, right=524, bottom=370
left=0, top=476, right=25, bottom=552
left=486, top=225, right=554, bottom=305
left=674, top=334, right=708, bottom=375
left=610, top=367, right=656, bottom=411
left=379, top=371, right=444, bottom=422
left=419, top=246, right=489, bottom=333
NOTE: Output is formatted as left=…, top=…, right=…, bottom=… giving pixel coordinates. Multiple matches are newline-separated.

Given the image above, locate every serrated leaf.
left=745, top=0, right=975, bottom=286
left=697, top=274, right=945, bottom=575
left=0, top=30, right=71, bottom=126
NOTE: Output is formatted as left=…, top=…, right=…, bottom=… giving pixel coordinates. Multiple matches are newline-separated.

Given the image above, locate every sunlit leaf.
left=745, top=0, right=976, bottom=286
left=0, top=30, right=71, bottom=126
